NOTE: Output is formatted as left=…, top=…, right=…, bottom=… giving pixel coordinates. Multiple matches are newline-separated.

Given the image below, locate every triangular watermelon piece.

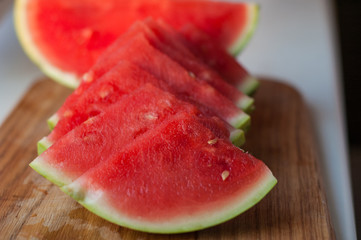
left=32, top=84, right=243, bottom=186
left=60, top=112, right=276, bottom=233
left=15, top=0, right=259, bottom=87
left=135, top=20, right=254, bottom=112
left=39, top=62, right=245, bottom=153
left=148, top=19, right=259, bottom=95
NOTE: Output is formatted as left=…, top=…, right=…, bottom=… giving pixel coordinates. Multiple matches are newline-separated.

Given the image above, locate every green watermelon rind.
left=237, top=95, right=254, bottom=114
left=47, top=114, right=59, bottom=130
left=229, top=112, right=251, bottom=130
left=14, top=0, right=82, bottom=89
left=240, top=76, right=260, bottom=96
left=37, top=137, right=52, bottom=155
left=29, top=156, right=72, bottom=187
left=61, top=168, right=276, bottom=233
left=230, top=129, right=245, bottom=147
left=228, top=4, right=260, bottom=56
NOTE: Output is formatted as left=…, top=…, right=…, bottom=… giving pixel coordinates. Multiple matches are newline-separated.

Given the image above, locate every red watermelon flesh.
left=21, top=0, right=255, bottom=80
left=62, top=112, right=276, bottom=233
left=44, top=62, right=244, bottom=150
left=85, top=31, right=250, bottom=129
left=33, top=84, right=209, bottom=186
left=178, top=24, right=258, bottom=94
left=134, top=20, right=253, bottom=112
left=145, top=18, right=258, bottom=95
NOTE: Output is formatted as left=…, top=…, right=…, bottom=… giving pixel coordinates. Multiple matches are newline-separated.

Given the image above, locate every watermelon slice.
left=57, top=112, right=276, bottom=233
left=135, top=20, right=254, bottom=111
left=32, top=84, right=242, bottom=186
left=39, top=62, right=245, bottom=153
left=151, top=20, right=259, bottom=95
left=15, top=0, right=259, bottom=88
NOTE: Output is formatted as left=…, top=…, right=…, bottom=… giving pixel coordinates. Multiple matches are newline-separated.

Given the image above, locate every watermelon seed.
left=99, top=90, right=110, bottom=99
left=84, top=117, right=95, bottom=126
left=83, top=71, right=94, bottom=83
left=207, top=138, right=218, bottom=145
left=188, top=71, right=196, bottom=78
left=144, top=112, right=158, bottom=120
left=63, top=110, right=73, bottom=117
left=221, top=170, right=230, bottom=181
left=81, top=28, right=93, bottom=39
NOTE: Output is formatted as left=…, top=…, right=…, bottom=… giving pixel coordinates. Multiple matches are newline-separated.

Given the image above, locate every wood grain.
left=0, top=79, right=335, bottom=239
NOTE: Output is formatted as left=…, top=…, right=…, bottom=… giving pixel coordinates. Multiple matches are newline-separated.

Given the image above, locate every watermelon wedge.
left=39, top=62, right=245, bottom=153
left=15, top=0, right=259, bottom=88
left=153, top=20, right=260, bottom=95
left=136, top=20, right=254, bottom=111
left=33, top=84, right=242, bottom=186
left=56, top=112, right=276, bottom=233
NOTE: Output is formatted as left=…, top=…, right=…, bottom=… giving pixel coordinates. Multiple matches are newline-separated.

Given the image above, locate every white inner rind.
left=62, top=166, right=276, bottom=233
left=14, top=0, right=80, bottom=89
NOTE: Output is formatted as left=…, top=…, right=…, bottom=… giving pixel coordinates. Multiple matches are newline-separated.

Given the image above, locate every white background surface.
left=0, top=0, right=356, bottom=239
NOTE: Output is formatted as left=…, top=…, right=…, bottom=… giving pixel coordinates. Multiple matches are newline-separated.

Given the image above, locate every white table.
left=0, top=1, right=356, bottom=239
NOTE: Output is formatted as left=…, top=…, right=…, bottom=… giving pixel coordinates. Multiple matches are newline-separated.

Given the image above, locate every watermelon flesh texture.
left=32, top=84, right=226, bottom=186
left=62, top=112, right=276, bottom=233
left=84, top=31, right=250, bottom=130
left=21, top=0, right=257, bottom=83
left=41, top=62, right=244, bottom=152
left=136, top=20, right=254, bottom=112
left=151, top=20, right=259, bottom=95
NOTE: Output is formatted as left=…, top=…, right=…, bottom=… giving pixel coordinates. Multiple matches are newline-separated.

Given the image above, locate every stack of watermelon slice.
left=15, top=0, right=277, bottom=234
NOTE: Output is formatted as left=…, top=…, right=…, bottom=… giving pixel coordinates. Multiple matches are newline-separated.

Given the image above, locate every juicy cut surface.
left=67, top=113, right=271, bottom=221
left=25, top=0, right=250, bottom=77
left=86, top=31, right=249, bottom=128
left=48, top=62, right=239, bottom=143
left=36, top=85, right=202, bottom=184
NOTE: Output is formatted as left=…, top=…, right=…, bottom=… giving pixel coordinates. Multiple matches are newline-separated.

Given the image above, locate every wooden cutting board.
left=0, top=79, right=335, bottom=239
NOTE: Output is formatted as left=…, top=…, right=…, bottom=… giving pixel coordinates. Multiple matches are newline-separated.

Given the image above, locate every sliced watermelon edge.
left=29, top=155, right=72, bottom=187
left=37, top=137, right=52, bottom=155
left=14, top=0, right=80, bottom=88
left=35, top=127, right=246, bottom=156
left=60, top=166, right=276, bottom=233
left=228, top=4, right=260, bottom=56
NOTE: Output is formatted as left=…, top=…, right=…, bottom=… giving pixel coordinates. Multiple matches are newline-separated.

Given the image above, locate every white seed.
left=81, top=28, right=93, bottom=38
left=99, top=90, right=109, bottom=99
left=63, top=110, right=73, bottom=117
left=207, top=138, right=218, bottom=145
left=83, top=71, right=94, bottom=83
left=144, top=112, right=158, bottom=120
left=221, top=170, right=230, bottom=181
left=84, top=117, right=95, bottom=125
left=188, top=71, right=196, bottom=78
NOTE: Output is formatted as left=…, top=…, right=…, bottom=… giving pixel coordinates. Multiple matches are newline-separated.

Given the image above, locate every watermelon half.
left=15, top=0, right=259, bottom=88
